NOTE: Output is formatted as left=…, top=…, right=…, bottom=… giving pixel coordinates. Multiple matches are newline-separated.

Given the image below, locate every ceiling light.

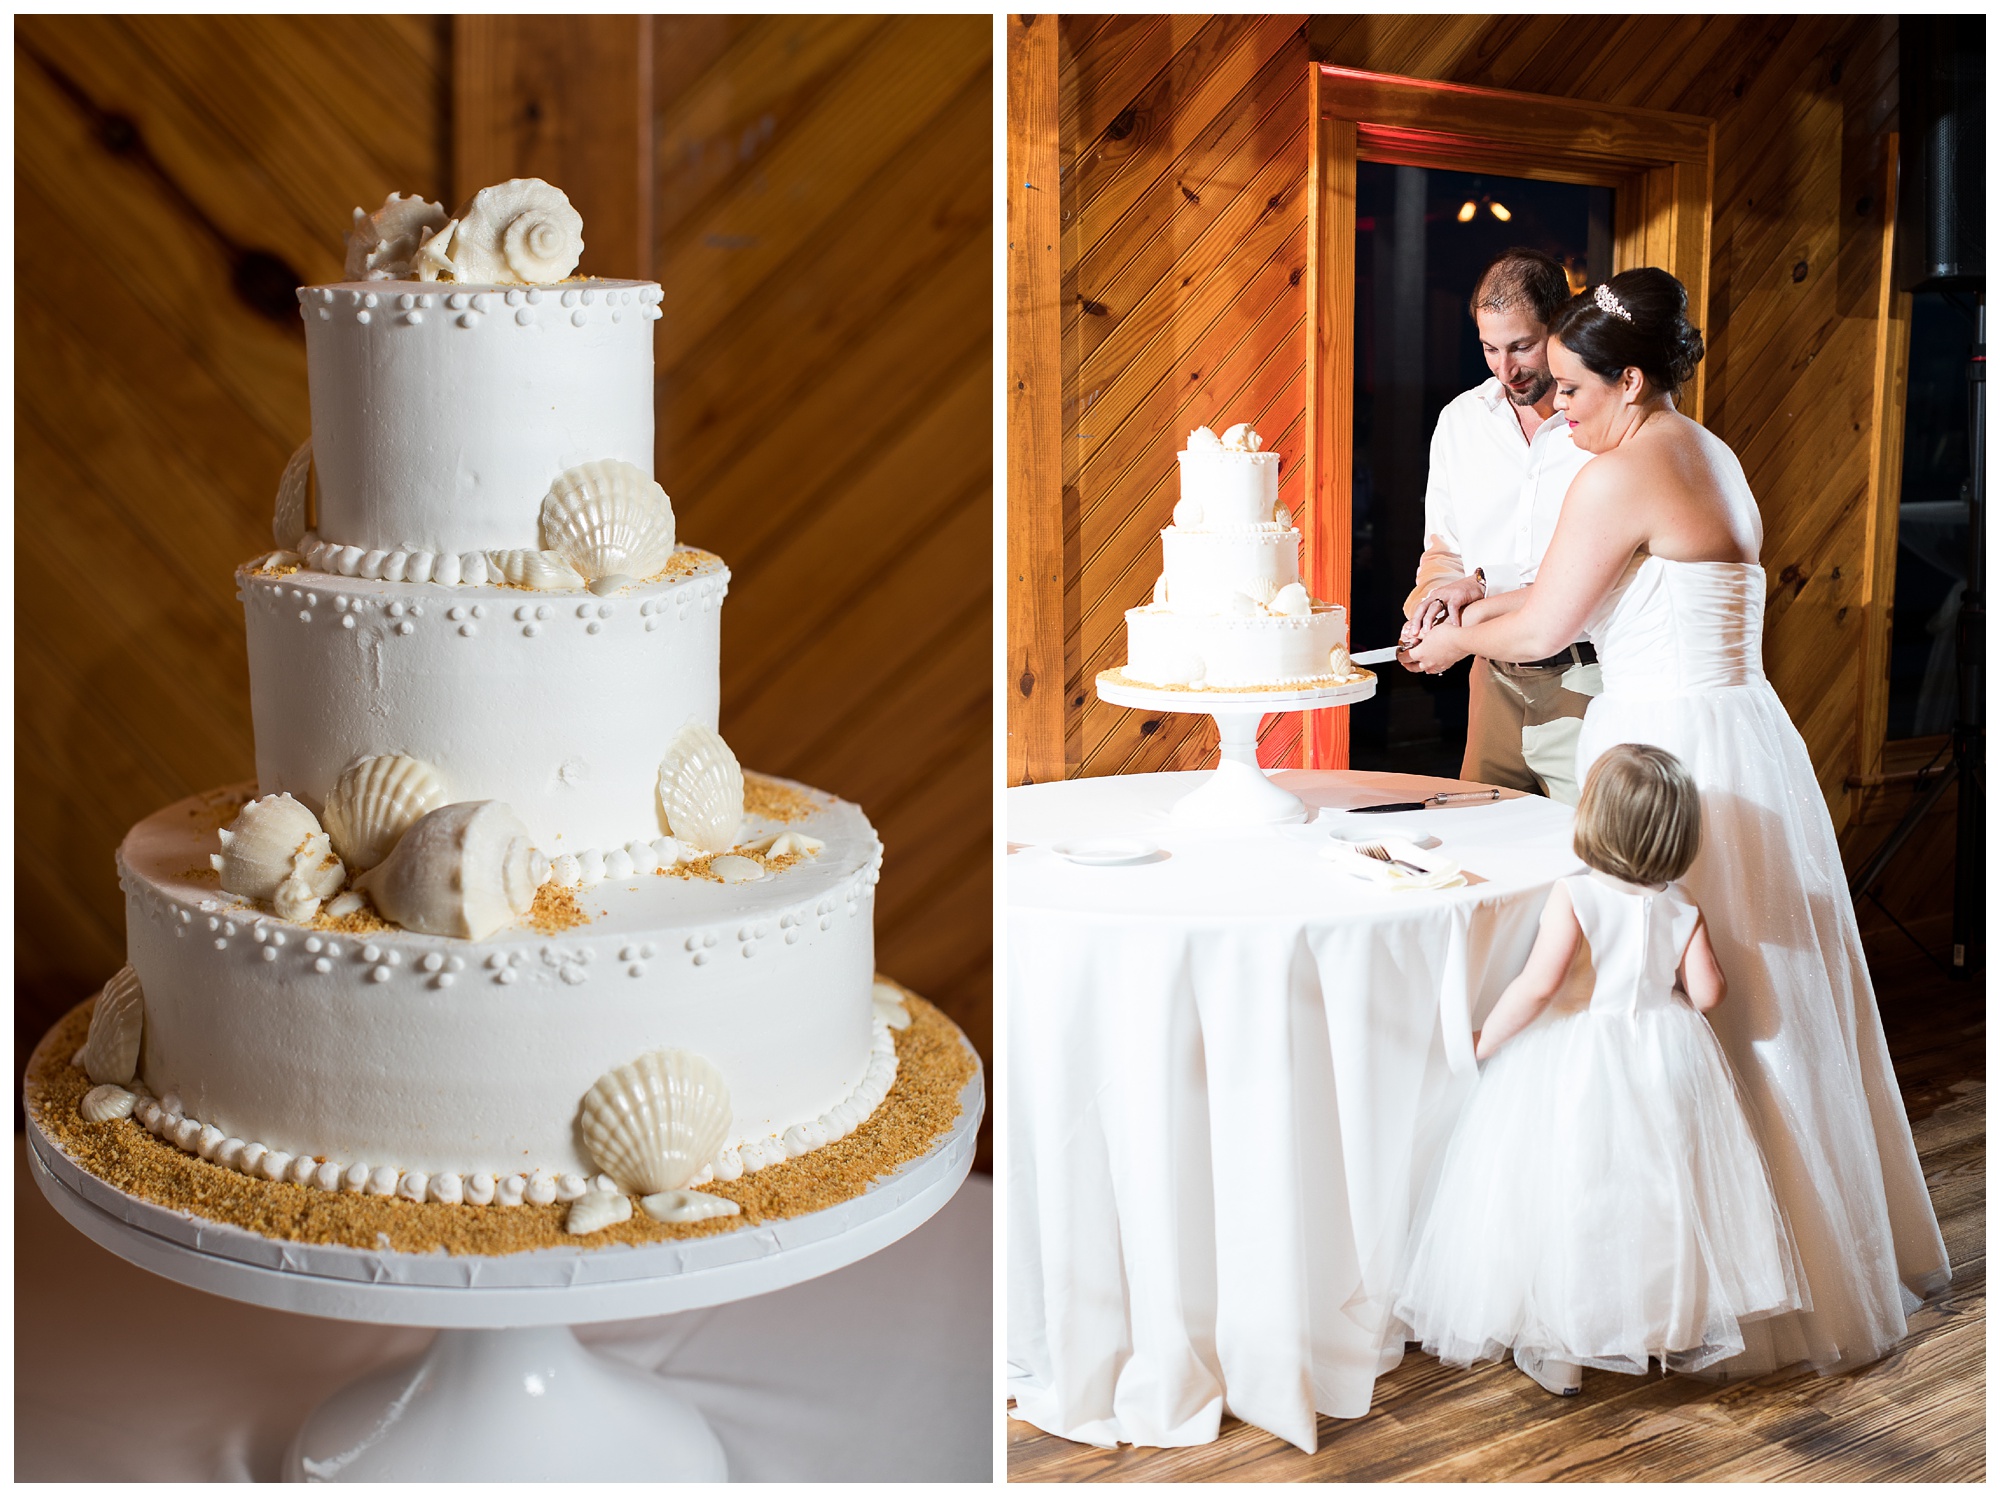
left=1457, top=200, right=1477, bottom=223
left=1489, top=200, right=1511, bottom=222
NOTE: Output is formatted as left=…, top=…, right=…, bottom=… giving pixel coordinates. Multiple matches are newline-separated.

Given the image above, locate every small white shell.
left=1151, top=573, right=1170, bottom=606
left=1274, top=502, right=1294, bottom=530
left=249, top=550, right=303, bottom=574
left=80, top=1084, right=137, bottom=1123
left=640, top=1189, right=742, bottom=1225
left=538, top=460, right=677, bottom=588
left=1216, top=592, right=1261, bottom=619
left=566, top=1190, right=634, bottom=1235
left=1220, top=423, right=1262, bottom=452
left=83, top=966, right=145, bottom=1085
left=1172, top=497, right=1204, bottom=528
left=323, top=754, right=449, bottom=872
left=449, top=179, right=585, bottom=284
left=486, top=549, right=587, bottom=591
left=872, top=979, right=913, bottom=1032
left=213, top=794, right=345, bottom=909
left=354, top=801, right=547, bottom=941
left=273, top=436, right=313, bottom=550
left=579, top=1049, right=732, bottom=1196
left=755, top=832, right=825, bottom=859
left=344, top=192, right=451, bottom=280
left=1328, top=644, right=1356, bottom=679
left=656, top=721, right=743, bottom=854
left=412, top=217, right=461, bottom=281
left=710, top=854, right=766, bottom=884
left=324, top=890, right=366, bottom=919
left=1270, top=583, right=1312, bottom=617
left=1186, top=425, right=1222, bottom=451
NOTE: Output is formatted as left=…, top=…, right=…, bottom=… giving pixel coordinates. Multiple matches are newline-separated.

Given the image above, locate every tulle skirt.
left=1395, top=999, right=1805, bottom=1376
left=1576, top=682, right=1950, bottom=1376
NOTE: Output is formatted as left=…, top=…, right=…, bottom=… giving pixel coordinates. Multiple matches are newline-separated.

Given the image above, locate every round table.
left=1005, top=770, right=1583, bottom=1454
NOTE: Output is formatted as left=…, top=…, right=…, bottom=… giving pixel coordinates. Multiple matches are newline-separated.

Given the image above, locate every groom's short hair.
left=1470, top=248, right=1571, bottom=330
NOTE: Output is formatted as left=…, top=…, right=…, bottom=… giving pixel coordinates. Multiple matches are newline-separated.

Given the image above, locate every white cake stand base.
left=1095, top=672, right=1377, bottom=825
left=27, top=1035, right=982, bottom=1483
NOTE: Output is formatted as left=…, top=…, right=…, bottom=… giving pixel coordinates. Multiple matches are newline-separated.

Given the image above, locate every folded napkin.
left=1321, top=834, right=1465, bottom=891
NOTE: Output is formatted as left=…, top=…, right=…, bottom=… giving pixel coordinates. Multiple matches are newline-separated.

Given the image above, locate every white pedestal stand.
left=27, top=1046, right=982, bottom=1483
left=1095, top=672, right=1376, bottom=825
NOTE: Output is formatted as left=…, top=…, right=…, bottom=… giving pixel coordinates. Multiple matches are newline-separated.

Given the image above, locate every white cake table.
left=1005, top=770, right=1583, bottom=1454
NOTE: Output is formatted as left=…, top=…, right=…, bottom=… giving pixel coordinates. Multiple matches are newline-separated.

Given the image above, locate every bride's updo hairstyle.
left=1549, top=267, right=1705, bottom=398
left=1572, top=743, right=1702, bottom=886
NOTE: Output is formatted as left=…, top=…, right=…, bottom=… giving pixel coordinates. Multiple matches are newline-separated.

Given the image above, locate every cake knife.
left=1350, top=645, right=1403, bottom=665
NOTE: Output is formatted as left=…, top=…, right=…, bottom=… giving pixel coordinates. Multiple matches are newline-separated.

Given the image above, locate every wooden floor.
left=1008, top=927, right=1986, bottom=1482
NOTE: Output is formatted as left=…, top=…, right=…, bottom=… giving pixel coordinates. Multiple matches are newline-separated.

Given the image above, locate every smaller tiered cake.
left=1119, top=424, right=1360, bottom=690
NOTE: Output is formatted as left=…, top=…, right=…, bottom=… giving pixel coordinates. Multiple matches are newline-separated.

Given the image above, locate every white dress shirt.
left=1404, top=376, right=1594, bottom=616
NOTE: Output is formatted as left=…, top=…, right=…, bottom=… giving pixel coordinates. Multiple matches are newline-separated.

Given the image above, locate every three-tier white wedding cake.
left=68, top=181, right=902, bottom=1232
left=1119, top=424, right=1360, bottom=690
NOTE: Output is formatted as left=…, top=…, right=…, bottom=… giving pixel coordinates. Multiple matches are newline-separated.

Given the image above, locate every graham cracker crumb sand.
left=744, top=774, right=819, bottom=824
left=526, top=881, right=591, bottom=932
left=307, top=903, right=397, bottom=936
left=24, top=979, right=972, bottom=1256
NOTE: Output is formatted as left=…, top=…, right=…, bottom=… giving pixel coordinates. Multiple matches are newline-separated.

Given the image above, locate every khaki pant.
left=1461, top=656, right=1598, bottom=805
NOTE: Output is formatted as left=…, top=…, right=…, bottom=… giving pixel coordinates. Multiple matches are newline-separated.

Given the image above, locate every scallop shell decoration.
left=641, top=1189, right=742, bottom=1225
left=486, top=549, right=586, bottom=591
left=354, top=801, right=547, bottom=941
left=83, top=966, right=145, bottom=1086
left=579, top=1050, right=733, bottom=1196
left=565, top=1189, right=634, bottom=1236
left=1220, top=423, right=1263, bottom=452
left=1328, top=644, right=1356, bottom=679
left=343, top=192, right=450, bottom=281
left=1274, top=502, right=1294, bottom=531
left=1270, top=582, right=1312, bottom=617
left=445, top=178, right=585, bottom=285
left=1172, top=496, right=1204, bottom=528
left=213, top=794, right=345, bottom=917
left=322, top=754, right=448, bottom=873
left=273, top=436, right=313, bottom=550
left=656, top=722, right=744, bottom=855
left=539, top=460, right=677, bottom=595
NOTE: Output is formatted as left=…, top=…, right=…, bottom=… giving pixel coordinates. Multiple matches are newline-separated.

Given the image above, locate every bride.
left=1404, top=268, right=1949, bottom=1377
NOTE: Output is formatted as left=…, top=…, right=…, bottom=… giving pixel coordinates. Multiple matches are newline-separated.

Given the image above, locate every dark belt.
left=1516, top=641, right=1596, bottom=671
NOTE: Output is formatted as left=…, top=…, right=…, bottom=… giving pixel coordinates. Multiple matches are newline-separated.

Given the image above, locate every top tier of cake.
left=299, top=278, right=662, bottom=558
left=1157, top=424, right=1304, bottom=615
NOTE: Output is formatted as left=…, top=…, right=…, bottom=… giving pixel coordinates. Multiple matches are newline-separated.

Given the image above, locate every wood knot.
left=1792, top=261, right=1809, bottom=283
left=1017, top=667, right=1036, bottom=699
left=1104, top=108, right=1137, bottom=143
left=1078, top=296, right=1108, bottom=317
left=1179, top=184, right=1200, bottom=207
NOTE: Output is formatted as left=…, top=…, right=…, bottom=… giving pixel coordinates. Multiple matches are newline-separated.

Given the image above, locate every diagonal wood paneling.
left=650, top=16, right=993, bottom=1124
left=17, top=16, right=994, bottom=1151
left=1035, top=14, right=1909, bottom=854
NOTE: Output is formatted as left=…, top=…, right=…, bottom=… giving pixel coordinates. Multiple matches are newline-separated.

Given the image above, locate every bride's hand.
left=1404, top=621, right=1470, bottom=674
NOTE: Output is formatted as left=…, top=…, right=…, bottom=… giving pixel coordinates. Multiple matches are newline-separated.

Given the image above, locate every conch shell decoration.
left=539, top=460, right=677, bottom=595
left=322, top=754, right=448, bottom=873
left=656, top=722, right=744, bottom=855
left=213, top=794, right=346, bottom=923
left=353, top=801, right=547, bottom=941
left=273, top=436, right=313, bottom=550
left=579, top=1049, right=735, bottom=1215
left=413, top=178, right=585, bottom=285
left=343, top=192, right=451, bottom=281
left=83, top=966, right=146, bottom=1086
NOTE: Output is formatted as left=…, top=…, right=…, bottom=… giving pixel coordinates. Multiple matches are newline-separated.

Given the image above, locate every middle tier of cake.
left=241, top=552, right=726, bottom=857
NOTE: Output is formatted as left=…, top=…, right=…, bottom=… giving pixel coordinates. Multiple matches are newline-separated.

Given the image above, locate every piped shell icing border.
left=109, top=1016, right=900, bottom=1208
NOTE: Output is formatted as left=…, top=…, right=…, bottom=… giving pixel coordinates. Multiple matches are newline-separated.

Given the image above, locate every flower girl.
left=1396, top=744, right=1805, bottom=1395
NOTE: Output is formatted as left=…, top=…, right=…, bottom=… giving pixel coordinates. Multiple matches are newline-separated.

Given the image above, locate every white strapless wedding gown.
left=1575, top=555, right=1950, bottom=1376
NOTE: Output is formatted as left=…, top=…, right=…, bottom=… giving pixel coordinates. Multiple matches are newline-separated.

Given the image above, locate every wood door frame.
left=1303, top=65, right=1715, bottom=768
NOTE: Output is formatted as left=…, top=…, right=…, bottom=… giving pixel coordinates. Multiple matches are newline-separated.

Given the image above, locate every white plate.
left=1051, top=838, right=1160, bottom=866
left=1316, top=817, right=1442, bottom=851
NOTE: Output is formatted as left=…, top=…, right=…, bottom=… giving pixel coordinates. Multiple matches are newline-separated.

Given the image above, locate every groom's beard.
left=1505, top=370, right=1554, bottom=406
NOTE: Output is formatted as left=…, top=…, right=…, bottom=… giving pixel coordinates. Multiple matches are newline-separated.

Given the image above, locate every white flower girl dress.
left=1395, top=871, right=1806, bottom=1381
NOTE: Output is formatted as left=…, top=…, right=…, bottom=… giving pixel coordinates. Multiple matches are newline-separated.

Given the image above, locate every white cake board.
left=27, top=1033, right=982, bottom=1483
left=1095, top=671, right=1377, bottom=825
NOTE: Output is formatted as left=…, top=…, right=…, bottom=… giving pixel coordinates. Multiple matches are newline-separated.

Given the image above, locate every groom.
left=1399, top=247, right=1598, bottom=803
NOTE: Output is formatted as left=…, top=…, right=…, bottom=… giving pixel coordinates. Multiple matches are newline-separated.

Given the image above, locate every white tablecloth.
left=14, top=1136, right=991, bottom=1481
left=1006, top=770, right=1582, bottom=1453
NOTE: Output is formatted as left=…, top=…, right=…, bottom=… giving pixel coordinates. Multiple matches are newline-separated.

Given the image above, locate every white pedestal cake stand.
left=1095, top=671, right=1377, bottom=825
left=26, top=1043, right=982, bottom=1484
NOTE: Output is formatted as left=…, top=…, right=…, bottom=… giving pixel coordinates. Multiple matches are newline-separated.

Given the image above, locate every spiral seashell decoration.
left=212, top=794, right=346, bottom=920
left=656, top=721, right=745, bottom=855
left=435, top=178, right=585, bottom=285
left=80, top=1084, right=139, bottom=1124
left=579, top=1050, right=733, bottom=1196
left=273, top=436, right=313, bottom=550
left=343, top=192, right=450, bottom=281
left=83, top=966, right=146, bottom=1086
left=641, top=1189, right=742, bottom=1225
left=539, top=460, right=677, bottom=595
left=353, top=801, right=547, bottom=941
left=322, top=754, right=448, bottom=873
left=486, top=549, right=587, bottom=591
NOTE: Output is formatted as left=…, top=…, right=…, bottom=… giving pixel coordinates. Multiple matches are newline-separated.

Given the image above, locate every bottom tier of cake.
left=114, top=778, right=883, bottom=1193
left=1122, top=603, right=1351, bottom=689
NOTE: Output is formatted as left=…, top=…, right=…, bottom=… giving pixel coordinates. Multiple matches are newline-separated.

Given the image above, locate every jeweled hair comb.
left=1593, top=283, right=1633, bottom=322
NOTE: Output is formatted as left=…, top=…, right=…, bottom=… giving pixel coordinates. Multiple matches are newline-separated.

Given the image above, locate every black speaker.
left=1897, top=15, right=1985, bottom=291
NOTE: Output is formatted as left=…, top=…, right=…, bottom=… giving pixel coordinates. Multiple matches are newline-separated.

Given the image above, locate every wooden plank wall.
left=15, top=16, right=994, bottom=1135
left=1050, top=14, right=1906, bottom=841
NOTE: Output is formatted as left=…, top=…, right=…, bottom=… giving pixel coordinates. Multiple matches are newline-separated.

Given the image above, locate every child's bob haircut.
left=1572, top=743, right=1701, bottom=886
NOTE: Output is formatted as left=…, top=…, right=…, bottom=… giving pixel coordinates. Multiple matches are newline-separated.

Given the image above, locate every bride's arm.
left=1459, top=588, right=1529, bottom=627
left=1405, top=462, right=1647, bottom=671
